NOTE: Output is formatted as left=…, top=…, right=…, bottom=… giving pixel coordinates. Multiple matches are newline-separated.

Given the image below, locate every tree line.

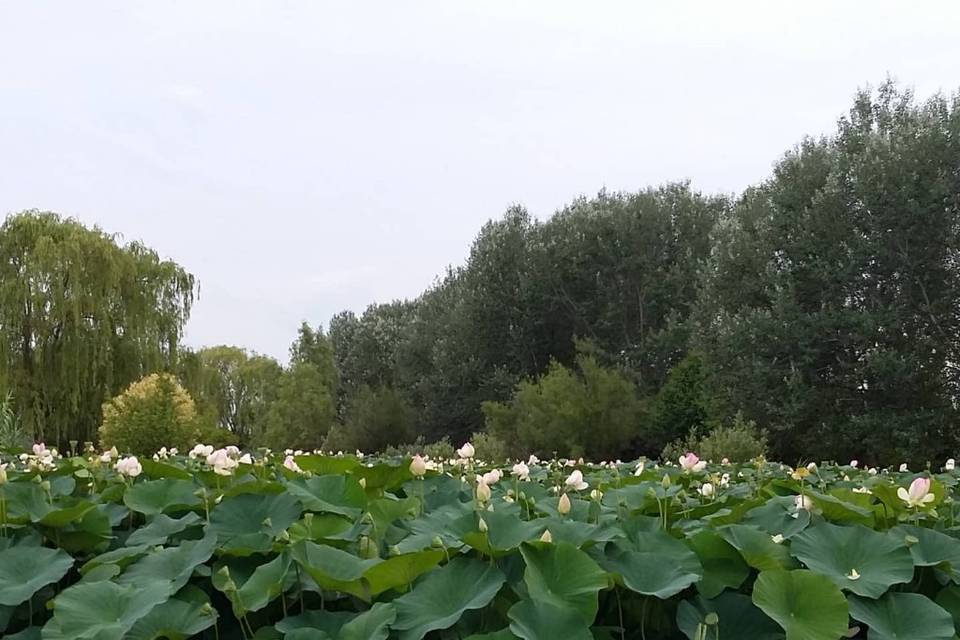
left=2, top=81, right=958, bottom=465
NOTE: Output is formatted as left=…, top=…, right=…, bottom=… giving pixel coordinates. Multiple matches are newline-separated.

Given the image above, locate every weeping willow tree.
left=0, top=210, right=196, bottom=446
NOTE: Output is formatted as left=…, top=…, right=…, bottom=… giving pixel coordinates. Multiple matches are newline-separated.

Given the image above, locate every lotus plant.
left=898, top=477, right=935, bottom=508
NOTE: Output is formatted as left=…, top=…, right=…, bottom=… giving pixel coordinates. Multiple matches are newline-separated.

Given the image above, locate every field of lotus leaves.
left=3, top=444, right=960, bottom=640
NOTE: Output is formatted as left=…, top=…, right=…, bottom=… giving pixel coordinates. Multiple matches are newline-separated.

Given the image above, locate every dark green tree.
left=695, top=82, right=960, bottom=465
left=483, top=352, right=642, bottom=460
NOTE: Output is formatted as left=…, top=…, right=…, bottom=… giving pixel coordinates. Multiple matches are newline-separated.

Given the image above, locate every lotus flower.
left=206, top=449, right=238, bottom=476
left=527, top=454, right=540, bottom=465
left=480, top=469, right=502, bottom=485
left=699, top=482, right=715, bottom=497
left=283, top=455, right=302, bottom=473
left=794, top=494, right=813, bottom=511
left=850, top=460, right=859, bottom=468
left=590, top=488, right=603, bottom=501
left=475, top=480, right=491, bottom=503
left=456, top=442, right=475, bottom=459
left=511, top=462, right=530, bottom=481
left=114, top=456, right=142, bottom=478
left=946, top=459, right=956, bottom=471
left=239, top=453, right=253, bottom=464
left=679, top=453, right=707, bottom=473
left=634, top=460, right=646, bottom=476
left=189, top=444, right=214, bottom=459
left=898, top=477, right=935, bottom=508
left=100, top=446, right=118, bottom=463
left=899, top=463, right=909, bottom=472
left=564, top=470, right=589, bottom=491
left=32, top=442, right=48, bottom=457
left=409, top=455, right=427, bottom=477
left=558, top=493, right=571, bottom=515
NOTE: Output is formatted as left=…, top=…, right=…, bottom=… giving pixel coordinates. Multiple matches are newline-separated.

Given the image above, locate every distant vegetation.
left=2, top=81, right=960, bottom=465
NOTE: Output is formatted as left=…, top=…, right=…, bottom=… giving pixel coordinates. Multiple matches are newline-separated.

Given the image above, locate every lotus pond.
left=2, top=445, right=960, bottom=639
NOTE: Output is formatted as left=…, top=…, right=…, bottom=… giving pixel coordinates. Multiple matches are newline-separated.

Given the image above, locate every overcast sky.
left=2, top=1, right=959, bottom=361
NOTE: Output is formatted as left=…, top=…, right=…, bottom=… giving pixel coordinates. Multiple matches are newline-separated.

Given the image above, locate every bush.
left=98, top=373, right=201, bottom=455
left=321, top=385, right=416, bottom=454
left=483, top=355, right=642, bottom=461
left=469, top=431, right=510, bottom=462
left=661, top=412, right=768, bottom=463
left=643, top=352, right=711, bottom=453
left=383, top=436, right=456, bottom=461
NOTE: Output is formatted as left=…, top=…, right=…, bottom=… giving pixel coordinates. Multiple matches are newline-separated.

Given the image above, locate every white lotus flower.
left=511, top=462, right=530, bottom=481
left=409, top=455, right=427, bottom=477
left=283, top=455, right=302, bottom=473
left=564, top=470, right=588, bottom=491
left=898, top=477, right=935, bottom=508
left=115, top=456, right=142, bottom=478
left=189, top=444, right=214, bottom=459
left=699, top=482, right=715, bottom=497
left=456, top=442, right=475, bottom=459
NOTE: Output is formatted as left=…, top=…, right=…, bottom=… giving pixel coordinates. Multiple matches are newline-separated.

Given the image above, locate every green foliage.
left=644, top=351, right=711, bottom=453
left=483, top=354, right=642, bottom=460
left=322, top=385, right=416, bottom=454
left=98, top=373, right=201, bottom=455
left=663, top=413, right=768, bottom=463
left=0, top=391, right=28, bottom=451
left=2, top=447, right=960, bottom=638
left=260, top=362, right=336, bottom=451
left=695, top=82, right=960, bottom=464
left=0, top=211, right=195, bottom=446
left=468, top=431, right=509, bottom=462
left=178, top=346, right=282, bottom=446
left=382, top=436, right=456, bottom=461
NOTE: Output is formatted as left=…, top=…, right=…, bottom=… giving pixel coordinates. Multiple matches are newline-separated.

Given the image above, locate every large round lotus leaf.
left=718, top=524, right=795, bottom=571
left=519, top=541, right=608, bottom=624
left=936, top=585, right=960, bottom=635
left=892, top=524, right=960, bottom=581
left=0, top=546, right=73, bottom=606
left=849, top=592, right=955, bottom=640
left=337, top=602, right=396, bottom=640
left=80, top=544, right=151, bottom=575
left=687, top=530, right=750, bottom=598
left=600, top=531, right=702, bottom=599
left=275, top=610, right=354, bottom=636
left=123, top=479, right=201, bottom=516
left=117, top=534, right=218, bottom=596
left=42, top=580, right=171, bottom=640
left=210, top=492, right=302, bottom=554
left=361, top=549, right=444, bottom=597
left=290, top=540, right=381, bottom=597
left=507, top=599, right=593, bottom=640
left=742, top=496, right=811, bottom=538
left=789, top=523, right=914, bottom=597
left=752, top=570, right=849, bottom=640
left=391, top=556, right=505, bottom=640
left=214, top=552, right=290, bottom=617
left=676, top=592, right=784, bottom=640
left=807, top=491, right=875, bottom=526
left=285, top=475, right=366, bottom=518
left=125, top=512, right=204, bottom=547
left=125, top=587, right=219, bottom=640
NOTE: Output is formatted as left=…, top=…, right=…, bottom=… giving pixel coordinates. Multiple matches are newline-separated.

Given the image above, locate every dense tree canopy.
left=3, top=82, right=958, bottom=465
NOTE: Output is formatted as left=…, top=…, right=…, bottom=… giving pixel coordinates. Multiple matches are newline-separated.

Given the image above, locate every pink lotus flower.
left=679, top=453, right=707, bottom=473
left=898, top=477, right=935, bottom=508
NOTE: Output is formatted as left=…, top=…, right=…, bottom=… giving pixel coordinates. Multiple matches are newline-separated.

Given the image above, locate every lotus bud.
left=539, top=529, right=553, bottom=543
left=409, top=455, right=427, bottom=477
left=558, top=493, right=571, bottom=515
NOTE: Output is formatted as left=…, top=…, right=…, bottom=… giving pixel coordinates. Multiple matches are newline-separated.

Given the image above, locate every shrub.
left=98, top=373, right=201, bottom=455
left=321, top=385, right=416, bottom=454
left=469, top=431, right=509, bottom=462
left=383, top=436, right=456, bottom=461
left=662, top=412, right=768, bottom=463
left=483, top=355, right=642, bottom=461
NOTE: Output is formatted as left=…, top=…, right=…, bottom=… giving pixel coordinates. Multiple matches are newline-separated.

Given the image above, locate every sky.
left=2, top=1, right=959, bottom=362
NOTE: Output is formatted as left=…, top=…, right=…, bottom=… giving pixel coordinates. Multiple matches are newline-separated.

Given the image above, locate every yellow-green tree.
left=99, top=373, right=201, bottom=455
